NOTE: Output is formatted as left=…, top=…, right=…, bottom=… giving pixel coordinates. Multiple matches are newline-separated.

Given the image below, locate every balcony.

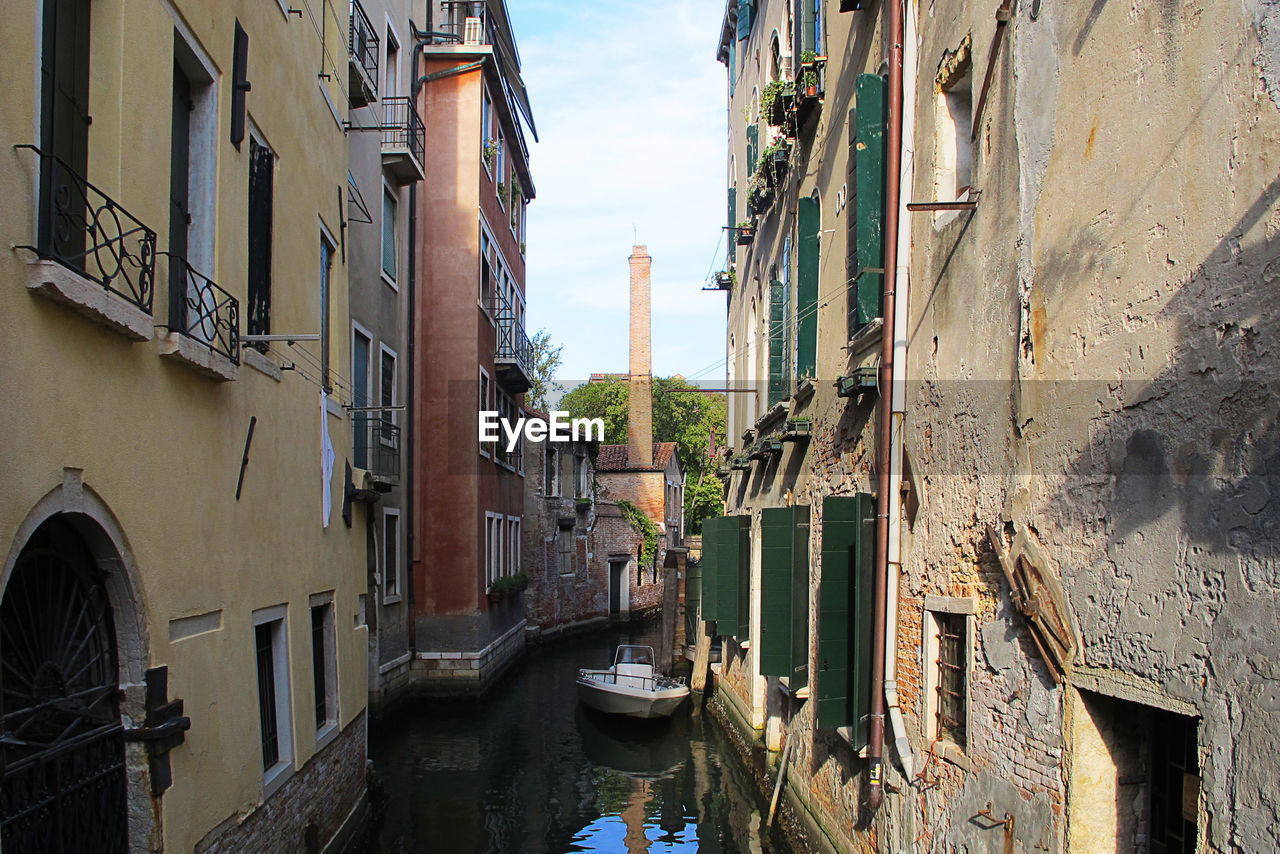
left=354, top=415, right=400, bottom=485
left=158, top=253, right=240, bottom=381
left=381, top=97, right=425, bottom=184
left=17, top=146, right=157, bottom=340
left=429, top=2, right=494, bottom=46
left=348, top=0, right=379, bottom=108
left=492, top=288, right=531, bottom=393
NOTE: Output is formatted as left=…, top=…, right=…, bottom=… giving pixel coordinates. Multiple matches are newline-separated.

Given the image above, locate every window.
left=484, top=512, right=503, bottom=588
left=495, top=130, right=506, bottom=191
left=352, top=326, right=372, bottom=467
left=247, top=135, right=275, bottom=345
left=379, top=345, right=397, bottom=442
left=39, top=0, right=92, bottom=249
left=699, top=515, right=749, bottom=638
left=558, top=526, right=574, bottom=575
left=574, top=454, right=585, bottom=498
left=480, top=228, right=493, bottom=309
left=253, top=606, right=293, bottom=788
left=481, top=86, right=492, bottom=173
left=922, top=597, right=974, bottom=760
left=319, top=231, right=335, bottom=391
left=507, top=517, right=521, bottom=578
left=381, top=186, right=397, bottom=284
left=478, top=367, right=491, bottom=457
left=383, top=510, right=400, bottom=599
left=310, top=598, right=337, bottom=735
left=544, top=446, right=558, bottom=495
left=796, top=194, right=819, bottom=379
left=384, top=27, right=399, bottom=98
left=934, top=66, right=973, bottom=206
left=850, top=73, right=887, bottom=333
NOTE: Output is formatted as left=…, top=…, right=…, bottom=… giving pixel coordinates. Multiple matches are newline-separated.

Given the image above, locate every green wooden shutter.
left=716, top=516, right=742, bottom=634
left=733, top=516, right=750, bottom=641
left=729, top=39, right=737, bottom=97
left=768, top=279, right=786, bottom=407
left=737, top=0, right=754, bottom=41
left=854, top=74, right=887, bottom=328
left=790, top=504, right=811, bottom=691
left=761, top=505, right=811, bottom=682
left=727, top=186, right=737, bottom=264
left=760, top=507, right=793, bottom=677
left=746, top=123, right=759, bottom=174
left=817, top=493, right=876, bottom=748
left=796, top=196, right=819, bottom=379
left=846, top=107, right=859, bottom=338
left=701, top=516, right=720, bottom=622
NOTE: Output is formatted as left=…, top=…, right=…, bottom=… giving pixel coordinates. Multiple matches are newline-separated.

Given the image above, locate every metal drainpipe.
left=884, top=0, right=920, bottom=786
left=868, top=0, right=906, bottom=814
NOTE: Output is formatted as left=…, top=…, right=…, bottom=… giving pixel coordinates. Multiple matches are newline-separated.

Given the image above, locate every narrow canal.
left=364, top=622, right=801, bottom=853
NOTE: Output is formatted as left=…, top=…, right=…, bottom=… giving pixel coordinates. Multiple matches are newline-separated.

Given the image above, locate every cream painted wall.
left=0, top=0, right=366, bottom=849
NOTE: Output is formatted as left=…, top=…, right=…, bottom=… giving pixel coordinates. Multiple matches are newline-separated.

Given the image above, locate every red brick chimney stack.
left=628, top=246, right=654, bottom=469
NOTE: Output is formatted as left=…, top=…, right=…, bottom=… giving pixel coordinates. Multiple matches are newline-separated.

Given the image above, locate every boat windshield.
left=615, top=646, right=654, bottom=666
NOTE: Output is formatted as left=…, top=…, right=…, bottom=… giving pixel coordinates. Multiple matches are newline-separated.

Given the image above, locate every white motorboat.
left=576, top=645, right=689, bottom=719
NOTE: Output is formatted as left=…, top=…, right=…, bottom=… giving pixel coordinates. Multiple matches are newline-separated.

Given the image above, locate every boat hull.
left=576, top=678, right=689, bottom=719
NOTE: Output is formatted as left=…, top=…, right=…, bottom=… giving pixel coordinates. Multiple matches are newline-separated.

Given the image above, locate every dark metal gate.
left=0, top=518, right=128, bottom=853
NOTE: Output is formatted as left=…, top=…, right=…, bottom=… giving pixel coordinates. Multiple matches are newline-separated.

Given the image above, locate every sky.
left=506, top=1, right=730, bottom=388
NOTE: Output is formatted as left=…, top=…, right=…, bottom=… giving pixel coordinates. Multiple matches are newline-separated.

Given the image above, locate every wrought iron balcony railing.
left=354, top=414, right=400, bottom=482
left=348, top=0, right=379, bottom=107
left=381, top=97, right=425, bottom=183
left=492, top=287, right=532, bottom=393
left=16, top=145, right=157, bottom=315
left=162, top=253, right=240, bottom=365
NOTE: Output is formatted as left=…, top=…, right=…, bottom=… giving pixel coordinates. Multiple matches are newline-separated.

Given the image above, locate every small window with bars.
left=932, top=610, right=968, bottom=748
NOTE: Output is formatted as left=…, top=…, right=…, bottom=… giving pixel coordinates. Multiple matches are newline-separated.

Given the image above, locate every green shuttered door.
left=701, top=516, right=721, bottom=622
left=760, top=506, right=811, bottom=686
left=817, top=493, right=876, bottom=749
left=854, top=74, right=887, bottom=329
left=768, top=280, right=786, bottom=407
left=796, top=196, right=819, bottom=379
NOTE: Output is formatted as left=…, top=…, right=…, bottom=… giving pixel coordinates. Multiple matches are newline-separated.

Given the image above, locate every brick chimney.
left=628, top=246, right=653, bottom=469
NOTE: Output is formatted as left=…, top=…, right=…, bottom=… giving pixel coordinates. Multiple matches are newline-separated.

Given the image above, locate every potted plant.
left=483, top=138, right=498, bottom=169
left=735, top=220, right=755, bottom=245
left=487, top=571, right=530, bottom=602
left=800, top=51, right=820, bottom=98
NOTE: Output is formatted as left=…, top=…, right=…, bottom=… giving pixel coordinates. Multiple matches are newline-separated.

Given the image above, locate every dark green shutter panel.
left=717, top=516, right=741, bottom=633
left=790, top=504, right=811, bottom=691
left=729, top=40, right=737, bottom=96
left=854, top=74, right=887, bottom=328
left=799, top=0, right=816, bottom=54
left=796, top=196, right=819, bottom=379
left=746, top=123, right=759, bottom=174
left=733, top=516, right=750, bottom=641
left=817, top=493, right=876, bottom=747
left=737, top=0, right=754, bottom=41
left=846, top=107, right=859, bottom=337
left=727, top=186, right=737, bottom=264
left=768, top=280, right=786, bottom=407
left=701, top=516, right=720, bottom=622
left=760, top=507, right=793, bottom=677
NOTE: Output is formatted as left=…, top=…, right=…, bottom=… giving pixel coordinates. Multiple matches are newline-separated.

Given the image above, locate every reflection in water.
left=368, top=624, right=796, bottom=853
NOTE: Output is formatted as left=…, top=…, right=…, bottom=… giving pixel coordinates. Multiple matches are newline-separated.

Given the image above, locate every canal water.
left=365, top=622, right=800, bottom=853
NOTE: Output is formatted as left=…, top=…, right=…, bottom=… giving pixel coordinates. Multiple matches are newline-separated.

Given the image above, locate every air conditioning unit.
left=463, top=17, right=483, bottom=45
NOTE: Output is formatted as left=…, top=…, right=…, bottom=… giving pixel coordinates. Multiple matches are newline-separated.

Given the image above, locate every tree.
left=560, top=376, right=727, bottom=532
left=526, top=329, right=563, bottom=411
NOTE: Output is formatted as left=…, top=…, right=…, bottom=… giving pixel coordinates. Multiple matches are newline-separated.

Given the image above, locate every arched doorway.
left=0, top=515, right=128, bottom=852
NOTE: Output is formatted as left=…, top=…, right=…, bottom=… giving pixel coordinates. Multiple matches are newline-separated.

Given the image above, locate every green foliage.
left=560, top=376, right=727, bottom=532
left=617, top=499, right=659, bottom=569
left=489, top=571, right=529, bottom=597
left=527, top=329, right=564, bottom=411
left=684, top=473, right=725, bottom=535
left=759, top=80, right=790, bottom=125
left=483, top=138, right=498, bottom=168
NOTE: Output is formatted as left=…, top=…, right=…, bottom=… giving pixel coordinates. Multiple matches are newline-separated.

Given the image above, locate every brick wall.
left=196, top=712, right=367, bottom=854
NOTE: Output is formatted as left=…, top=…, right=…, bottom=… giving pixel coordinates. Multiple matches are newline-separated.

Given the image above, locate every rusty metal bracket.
left=123, top=666, right=191, bottom=795
left=976, top=802, right=1015, bottom=853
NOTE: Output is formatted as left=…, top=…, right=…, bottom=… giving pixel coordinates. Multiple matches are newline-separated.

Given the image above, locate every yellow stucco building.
left=1, top=0, right=369, bottom=850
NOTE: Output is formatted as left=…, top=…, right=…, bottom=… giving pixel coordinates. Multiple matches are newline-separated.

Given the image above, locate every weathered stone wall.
left=409, top=615, right=526, bottom=695
left=195, top=712, right=367, bottom=854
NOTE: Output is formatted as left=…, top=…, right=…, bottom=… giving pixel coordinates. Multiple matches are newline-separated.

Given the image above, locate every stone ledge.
left=242, top=346, right=282, bottom=381
left=26, top=258, right=153, bottom=340
left=157, top=331, right=238, bottom=382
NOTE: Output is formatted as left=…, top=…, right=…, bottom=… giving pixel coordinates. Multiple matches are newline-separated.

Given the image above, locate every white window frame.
left=384, top=20, right=401, bottom=100
left=378, top=342, right=398, bottom=441
left=544, top=446, right=558, bottom=496
left=506, top=516, right=521, bottom=578
left=495, top=129, right=507, bottom=207
left=923, top=596, right=975, bottom=767
left=308, top=592, right=339, bottom=749
left=380, top=181, right=399, bottom=289
left=481, top=85, right=494, bottom=177
left=252, top=604, right=294, bottom=796
left=383, top=509, right=401, bottom=602
left=172, top=29, right=219, bottom=278
left=484, top=512, right=503, bottom=588
left=478, top=365, right=491, bottom=458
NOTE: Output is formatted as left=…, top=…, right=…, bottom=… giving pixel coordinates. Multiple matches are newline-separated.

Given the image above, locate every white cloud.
left=510, top=1, right=731, bottom=383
